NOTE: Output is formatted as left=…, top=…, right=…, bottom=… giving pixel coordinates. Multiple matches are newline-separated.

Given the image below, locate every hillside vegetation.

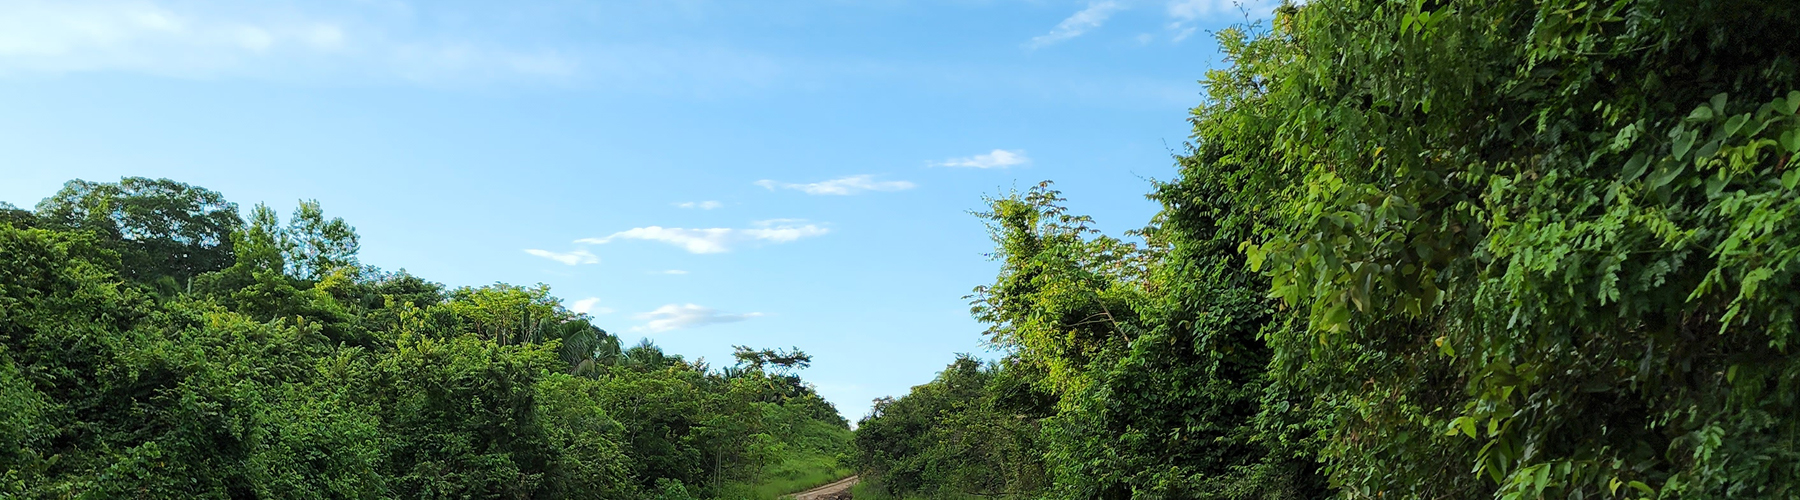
left=0, top=179, right=850, bottom=499
left=855, top=0, right=1800, bottom=498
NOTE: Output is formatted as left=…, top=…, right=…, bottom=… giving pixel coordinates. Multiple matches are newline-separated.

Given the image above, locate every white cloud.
left=631, top=303, right=763, bottom=333
left=576, top=219, right=828, bottom=254
left=1169, top=0, right=1268, bottom=20
left=1168, top=0, right=1215, bottom=19
left=933, top=149, right=1030, bottom=169
left=0, top=0, right=577, bottom=82
left=1026, top=1, right=1124, bottom=49
left=1165, top=0, right=1282, bottom=39
left=754, top=175, right=915, bottom=195
left=657, top=269, right=690, bottom=275
left=524, top=248, right=599, bottom=265
left=569, top=297, right=614, bottom=315
left=742, top=218, right=831, bottom=242
left=581, top=227, right=734, bottom=254
left=1171, top=26, right=1198, bottom=43
left=676, top=200, right=723, bottom=209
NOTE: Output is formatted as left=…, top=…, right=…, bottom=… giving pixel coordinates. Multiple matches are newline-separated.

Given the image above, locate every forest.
left=0, top=178, right=852, bottom=498
left=854, top=0, right=1800, bottom=498
left=8, top=0, right=1800, bottom=498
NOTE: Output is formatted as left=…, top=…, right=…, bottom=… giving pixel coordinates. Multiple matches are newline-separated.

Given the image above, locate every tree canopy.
left=0, top=177, right=851, bottom=499
left=34, top=177, right=242, bottom=290
left=855, top=0, right=1800, bottom=498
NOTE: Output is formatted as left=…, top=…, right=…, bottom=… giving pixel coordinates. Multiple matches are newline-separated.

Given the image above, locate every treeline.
left=0, top=178, right=850, bottom=498
left=856, top=0, right=1800, bottom=498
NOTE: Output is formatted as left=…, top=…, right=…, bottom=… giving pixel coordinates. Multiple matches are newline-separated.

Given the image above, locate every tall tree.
left=284, top=199, right=359, bottom=281
left=731, top=345, right=813, bottom=373
left=34, top=177, right=241, bottom=289
left=969, top=183, right=1321, bottom=499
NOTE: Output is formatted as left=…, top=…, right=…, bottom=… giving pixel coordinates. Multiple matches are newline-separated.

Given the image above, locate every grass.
left=717, top=451, right=852, bottom=500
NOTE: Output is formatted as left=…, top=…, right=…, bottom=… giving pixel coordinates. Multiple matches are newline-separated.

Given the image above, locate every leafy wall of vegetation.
left=0, top=178, right=850, bottom=499
left=855, top=0, right=1800, bottom=498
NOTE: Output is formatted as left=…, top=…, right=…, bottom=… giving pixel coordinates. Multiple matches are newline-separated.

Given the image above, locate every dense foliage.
left=0, top=177, right=850, bottom=499
left=856, top=0, right=1800, bottom=498
left=853, top=355, right=1049, bottom=498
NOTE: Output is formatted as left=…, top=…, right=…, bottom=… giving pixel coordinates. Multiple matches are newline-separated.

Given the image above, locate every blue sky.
left=0, top=0, right=1273, bottom=421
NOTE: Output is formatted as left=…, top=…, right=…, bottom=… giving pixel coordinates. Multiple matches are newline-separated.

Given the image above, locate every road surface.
left=790, top=475, right=858, bottom=500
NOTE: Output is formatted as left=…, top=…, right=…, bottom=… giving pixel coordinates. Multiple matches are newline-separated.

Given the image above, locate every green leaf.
left=1687, top=106, right=1714, bottom=122
left=1446, top=416, right=1477, bottom=438
left=1706, top=175, right=1727, bottom=198
left=1245, top=243, right=1267, bottom=271
left=1323, top=304, right=1352, bottom=332
left=1724, top=114, right=1749, bottom=136
left=1695, top=138, right=1722, bottom=160
left=1782, top=129, right=1800, bottom=153
left=1782, top=169, right=1798, bottom=190
left=1742, top=115, right=1774, bottom=137
left=1621, top=153, right=1649, bottom=181
left=1674, top=130, right=1697, bottom=159
left=1647, top=161, right=1684, bottom=190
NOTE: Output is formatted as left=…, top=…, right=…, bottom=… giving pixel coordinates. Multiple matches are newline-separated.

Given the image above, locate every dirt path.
left=789, top=475, right=858, bottom=500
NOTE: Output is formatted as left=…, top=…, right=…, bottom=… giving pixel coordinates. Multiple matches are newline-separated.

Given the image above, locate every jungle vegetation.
left=8, top=0, right=1800, bottom=498
left=0, top=178, right=851, bottom=499
left=854, top=0, right=1800, bottom=498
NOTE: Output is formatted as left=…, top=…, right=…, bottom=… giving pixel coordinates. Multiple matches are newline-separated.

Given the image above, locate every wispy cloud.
left=1168, top=0, right=1277, bottom=20
left=754, top=175, right=915, bottom=195
left=740, top=219, right=830, bottom=242
left=656, top=269, right=690, bottom=275
left=0, top=0, right=1212, bottom=103
left=631, top=303, right=763, bottom=333
left=576, top=219, right=828, bottom=254
left=569, top=297, right=614, bottom=315
left=524, top=248, right=599, bottom=265
left=0, top=0, right=579, bottom=82
left=933, top=149, right=1029, bottom=169
left=582, top=227, right=733, bottom=254
left=1027, top=1, right=1125, bottom=49
left=1170, top=26, right=1198, bottom=42
left=1165, top=0, right=1282, bottom=41
left=676, top=200, right=723, bottom=209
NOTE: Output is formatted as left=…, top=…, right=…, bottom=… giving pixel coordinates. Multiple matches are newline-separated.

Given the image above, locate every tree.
left=0, top=202, right=36, bottom=228
left=965, top=182, right=1321, bottom=499
left=284, top=199, right=359, bottom=281
left=34, top=177, right=241, bottom=289
left=731, top=345, right=813, bottom=373
left=5, top=176, right=852, bottom=499
left=854, top=355, right=1047, bottom=498
left=1210, top=0, right=1800, bottom=496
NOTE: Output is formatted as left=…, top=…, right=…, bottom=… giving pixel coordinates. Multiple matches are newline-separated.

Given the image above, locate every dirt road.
left=789, top=475, right=858, bottom=500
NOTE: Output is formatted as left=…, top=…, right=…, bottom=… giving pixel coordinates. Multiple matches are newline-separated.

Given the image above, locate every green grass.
left=716, top=451, right=851, bottom=500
